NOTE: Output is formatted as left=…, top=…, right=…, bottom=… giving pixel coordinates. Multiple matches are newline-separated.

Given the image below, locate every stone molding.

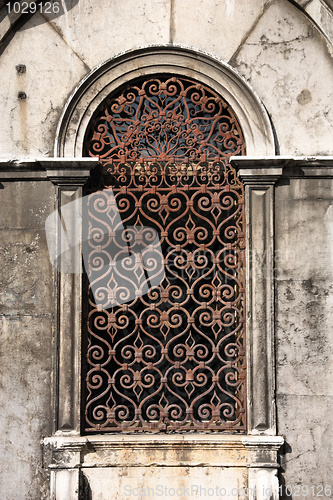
left=43, top=159, right=98, bottom=434
left=43, top=434, right=284, bottom=499
left=0, top=158, right=98, bottom=180
left=230, top=156, right=333, bottom=178
left=54, top=46, right=276, bottom=159
left=43, top=434, right=284, bottom=469
left=230, top=158, right=283, bottom=436
left=2, top=157, right=333, bottom=179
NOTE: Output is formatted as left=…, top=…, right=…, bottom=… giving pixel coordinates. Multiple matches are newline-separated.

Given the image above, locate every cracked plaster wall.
left=0, top=0, right=332, bottom=157
left=0, top=180, right=55, bottom=500
left=275, top=178, right=333, bottom=497
left=0, top=0, right=333, bottom=499
left=230, top=0, right=333, bottom=155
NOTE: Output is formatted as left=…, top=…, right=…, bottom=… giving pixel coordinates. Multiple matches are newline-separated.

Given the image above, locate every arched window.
left=82, top=75, right=246, bottom=432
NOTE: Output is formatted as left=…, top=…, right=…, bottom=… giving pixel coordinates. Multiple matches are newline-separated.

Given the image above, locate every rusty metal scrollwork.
left=83, top=76, right=246, bottom=433
left=84, top=76, right=244, bottom=163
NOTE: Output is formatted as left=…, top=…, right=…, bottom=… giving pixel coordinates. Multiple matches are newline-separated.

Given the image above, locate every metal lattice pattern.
left=83, top=160, right=246, bottom=432
left=84, top=76, right=244, bottom=162
left=83, top=75, right=246, bottom=432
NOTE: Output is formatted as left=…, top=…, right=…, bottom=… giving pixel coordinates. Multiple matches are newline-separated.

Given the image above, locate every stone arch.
left=54, top=46, right=276, bottom=157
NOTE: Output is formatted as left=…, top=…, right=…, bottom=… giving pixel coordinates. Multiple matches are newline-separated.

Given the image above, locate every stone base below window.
left=44, top=434, right=283, bottom=499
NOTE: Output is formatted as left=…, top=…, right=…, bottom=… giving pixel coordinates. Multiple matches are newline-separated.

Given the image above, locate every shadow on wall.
left=5, top=0, right=79, bottom=30
left=278, top=441, right=293, bottom=500
left=80, top=471, right=92, bottom=500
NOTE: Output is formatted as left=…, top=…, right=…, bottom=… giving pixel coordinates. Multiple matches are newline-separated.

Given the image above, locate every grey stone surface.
left=231, top=0, right=333, bottom=156
left=0, top=15, right=87, bottom=158
left=0, top=180, right=54, bottom=316
left=275, top=202, right=333, bottom=281
left=275, top=178, right=333, bottom=281
left=0, top=315, right=52, bottom=500
left=0, top=179, right=54, bottom=499
left=172, top=0, right=271, bottom=61
left=277, top=394, right=333, bottom=496
left=0, top=0, right=333, bottom=497
left=276, top=279, right=333, bottom=396
left=0, top=181, right=54, bottom=229
left=0, top=228, right=53, bottom=316
left=275, top=177, right=333, bottom=495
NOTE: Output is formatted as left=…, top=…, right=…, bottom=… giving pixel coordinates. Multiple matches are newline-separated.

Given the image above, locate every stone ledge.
left=0, top=158, right=99, bottom=180
left=43, top=434, right=283, bottom=469
left=231, top=156, right=333, bottom=178
left=44, top=433, right=284, bottom=447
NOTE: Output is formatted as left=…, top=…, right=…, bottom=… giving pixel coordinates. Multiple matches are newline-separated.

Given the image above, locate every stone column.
left=231, top=158, right=284, bottom=500
left=44, top=159, right=98, bottom=434
left=231, top=158, right=283, bottom=436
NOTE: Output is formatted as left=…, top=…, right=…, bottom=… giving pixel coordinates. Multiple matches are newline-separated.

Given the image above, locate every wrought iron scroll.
left=84, top=76, right=244, bottom=163
left=83, top=75, right=246, bottom=432
left=83, top=160, right=246, bottom=432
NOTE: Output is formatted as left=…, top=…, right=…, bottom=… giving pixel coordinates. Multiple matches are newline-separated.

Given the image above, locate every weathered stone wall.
left=0, top=180, right=55, bottom=499
left=0, top=0, right=333, bottom=498
left=0, top=0, right=332, bottom=158
left=275, top=177, right=333, bottom=496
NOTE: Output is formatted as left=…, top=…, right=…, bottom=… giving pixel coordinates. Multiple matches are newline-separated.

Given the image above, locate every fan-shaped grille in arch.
left=84, top=76, right=245, bottom=163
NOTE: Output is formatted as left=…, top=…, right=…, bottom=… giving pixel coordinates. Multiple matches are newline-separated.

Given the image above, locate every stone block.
left=276, top=279, right=333, bottom=396
left=0, top=181, right=54, bottom=229
left=275, top=195, right=333, bottom=282
left=0, top=315, right=52, bottom=500
left=0, top=16, right=87, bottom=158
left=277, top=394, right=333, bottom=495
left=84, top=466, right=248, bottom=500
left=231, top=0, right=333, bottom=155
left=42, top=0, right=170, bottom=70
left=276, top=178, right=333, bottom=202
left=0, top=229, right=53, bottom=316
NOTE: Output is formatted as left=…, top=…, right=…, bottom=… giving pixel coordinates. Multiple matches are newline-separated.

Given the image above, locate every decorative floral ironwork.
left=83, top=75, right=246, bottom=432
left=84, top=76, right=244, bottom=163
left=83, top=160, right=246, bottom=432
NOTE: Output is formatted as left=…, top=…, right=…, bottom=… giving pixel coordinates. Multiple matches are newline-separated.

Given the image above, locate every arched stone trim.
left=54, top=46, right=276, bottom=158
left=42, top=47, right=287, bottom=500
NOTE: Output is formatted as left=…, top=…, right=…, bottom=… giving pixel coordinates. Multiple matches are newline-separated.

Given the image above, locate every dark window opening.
left=82, top=76, right=246, bottom=433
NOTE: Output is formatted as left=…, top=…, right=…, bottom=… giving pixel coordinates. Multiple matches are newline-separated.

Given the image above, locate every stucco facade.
left=0, top=1, right=332, bottom=499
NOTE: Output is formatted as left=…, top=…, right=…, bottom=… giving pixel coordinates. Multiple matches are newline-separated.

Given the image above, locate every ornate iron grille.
left=83, top=76, right=246, bottom=433
left=84, top=76, right=244, bottom=162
